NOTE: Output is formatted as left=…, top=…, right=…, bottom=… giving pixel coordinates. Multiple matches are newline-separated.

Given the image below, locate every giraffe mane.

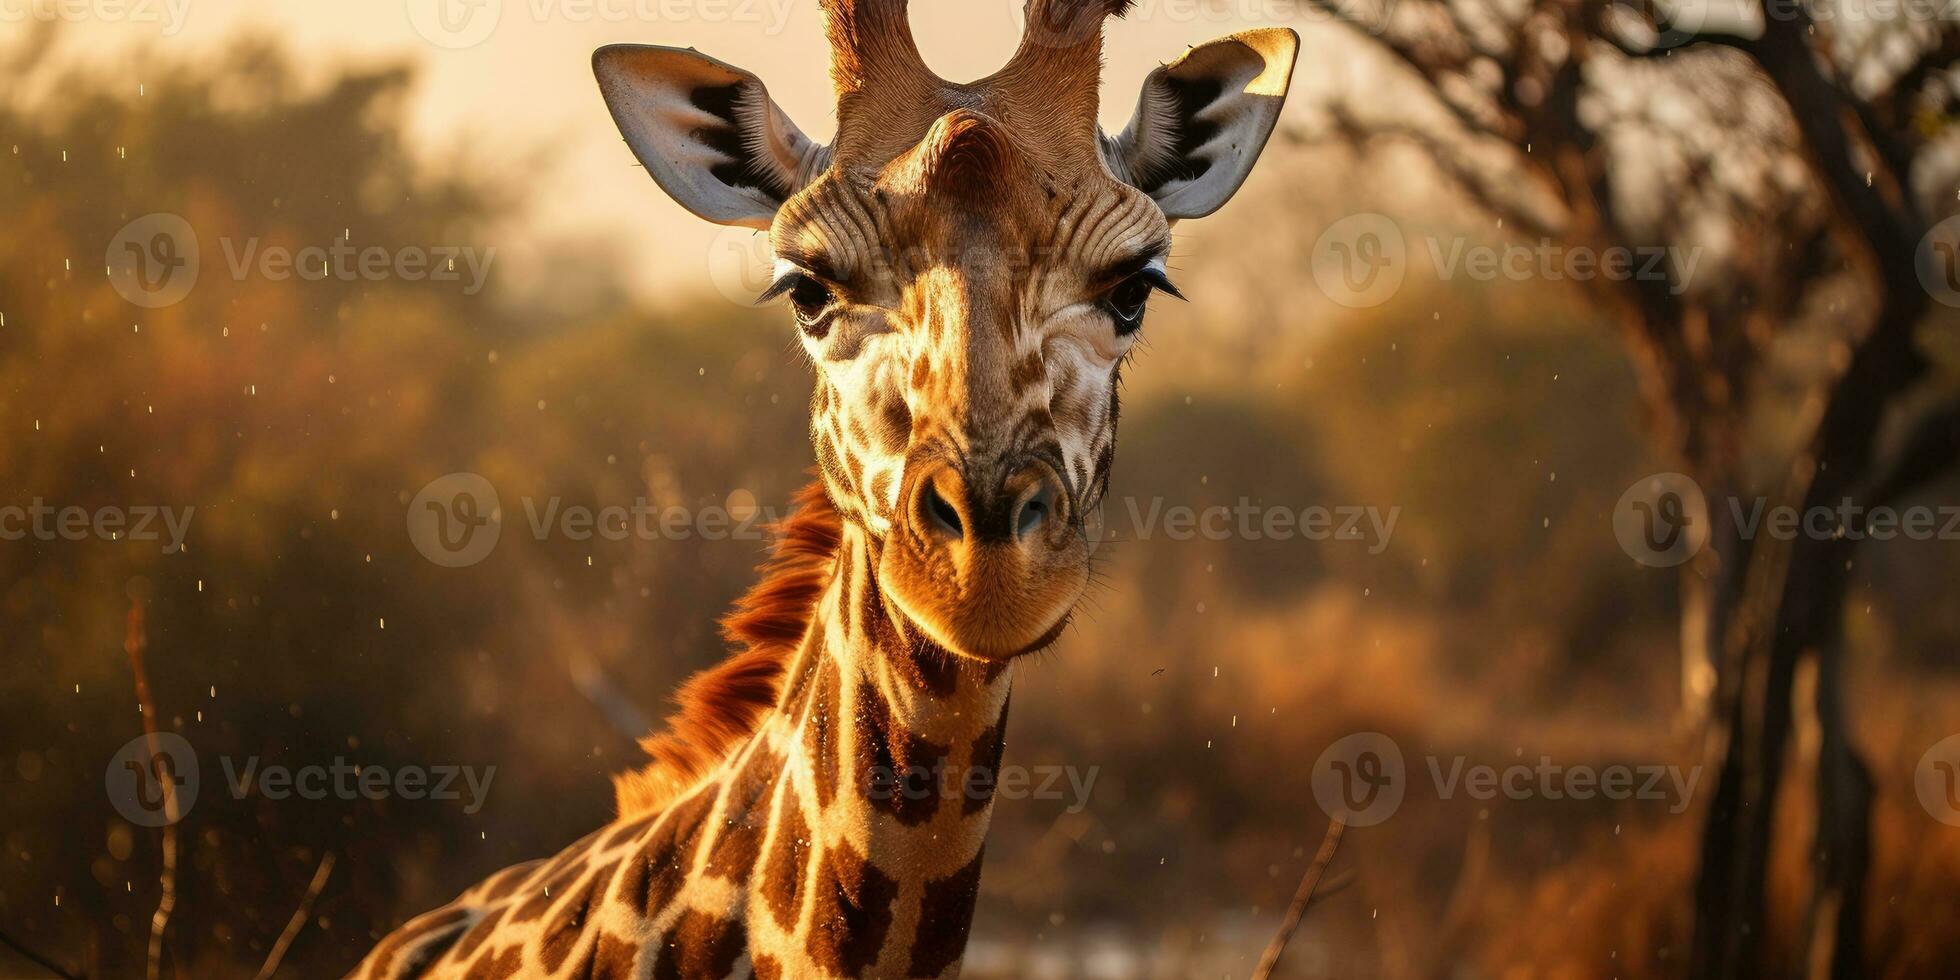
left=612, top=479, right=841, bottom=818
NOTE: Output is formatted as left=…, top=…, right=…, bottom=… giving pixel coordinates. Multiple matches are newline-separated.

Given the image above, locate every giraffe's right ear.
left=1104, top=28, right=1299, bottom=220
left=593, top=44, right=824, bottom=230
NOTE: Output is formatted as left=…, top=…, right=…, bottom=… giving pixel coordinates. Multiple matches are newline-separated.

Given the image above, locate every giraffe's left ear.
left=1103, top=28, right=1299, bottom=220
left=593, top=44, right=824, bottom=230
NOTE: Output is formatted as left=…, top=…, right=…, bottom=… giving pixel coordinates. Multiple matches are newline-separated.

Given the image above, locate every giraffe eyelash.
left=756, top=260, right=813, bottom=304
left=1116, top=256, right=1182, bottom=299
left=759, top=261, right=841, bottom=336
left=1138, top=259, right=1184, bottom=300
left=1103, top=256, right=1181, bottom=335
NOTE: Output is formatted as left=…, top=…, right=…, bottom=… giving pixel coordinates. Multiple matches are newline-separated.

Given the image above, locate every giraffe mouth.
left=878, top=460, right=1090, bottom=661
left=880, top=541, right=1088, bottom=661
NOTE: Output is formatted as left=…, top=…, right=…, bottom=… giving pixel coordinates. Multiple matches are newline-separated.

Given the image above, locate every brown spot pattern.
left=878, top=397, right=912, bottom=452
left=705, top=747, right=782, bottom=881
left=568, top=930, right=640, bottom=980
left=652, top=910, right=747, bottom=980
left=835, top=546, right=856, bottom=637
left=510, top=857, right=587, bottom=925
left=868, top=469, right=895, bottom=512
left=856, top=682, right=948, bottom=825
left=461, top=944, right=524, bottom=980
left=604, top=813, right=657, bottom=850
left=752, top=953, right=784, bottom=980
left=857, top=563, right=901, bottom=651
left=617, top=788, right=713, bottom=917
left=805, top=659, right=841, bottom=809
left=903, top=638, right=960, bottom=697
left=907, top=848, right=987, bottom=977
left=761, top=784, right=811, bottom=929
left=807, top=840, right=898, bottom=976
left=538, top=860, right=617, bottom=974
left=534, top=828, right=602, bottom=882
left=447, top=906, right=504, bottom=965
left=479, top=860, right=542, bottom=903
left=366, top=906, right=468, bottom=978
left=964, top=705, right=1008, bottom=815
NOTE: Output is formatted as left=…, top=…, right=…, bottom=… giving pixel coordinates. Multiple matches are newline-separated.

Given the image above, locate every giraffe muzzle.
left=882, top=455, right=1087, bottom=661
left=911, top=458, right=1068, bottom=547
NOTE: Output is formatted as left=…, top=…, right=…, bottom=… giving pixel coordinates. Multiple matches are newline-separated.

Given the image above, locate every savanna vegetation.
left=4, top=18, right=1959, bottom=979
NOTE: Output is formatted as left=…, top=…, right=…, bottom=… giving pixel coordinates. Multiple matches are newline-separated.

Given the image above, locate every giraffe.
left=352, top=2, right=1296, bottom=976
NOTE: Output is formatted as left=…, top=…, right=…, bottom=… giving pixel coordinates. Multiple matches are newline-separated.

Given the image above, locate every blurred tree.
left=0, top=30, right=811, bottom=976
left=1291, top=0, right=1960, bottom=974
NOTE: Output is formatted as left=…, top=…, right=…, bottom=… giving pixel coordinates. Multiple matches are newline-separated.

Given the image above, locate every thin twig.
left=255, top=852, right=336, bottom=980
left=1251, top=817, right=1347, bottom=980
left=125, top=596, right=179, bottom=980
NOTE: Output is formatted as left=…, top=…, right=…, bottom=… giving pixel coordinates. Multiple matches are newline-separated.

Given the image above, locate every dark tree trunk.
left=1690, top=306, right=1924, bottom=977
left=1806, top=636, right=1871, bottom=979
left=1685, top=1, right=1932, bottom=971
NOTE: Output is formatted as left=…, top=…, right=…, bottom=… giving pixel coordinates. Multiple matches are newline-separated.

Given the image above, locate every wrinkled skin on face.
left=775, top=111, right=1171, bottom=659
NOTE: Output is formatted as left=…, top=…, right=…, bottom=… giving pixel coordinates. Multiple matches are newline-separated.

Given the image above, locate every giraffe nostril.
left=923, top=481, right=964, bottom=539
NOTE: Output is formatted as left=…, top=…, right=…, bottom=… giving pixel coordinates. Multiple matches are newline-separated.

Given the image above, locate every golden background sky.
left=27, top=1, right=1355, bottom=304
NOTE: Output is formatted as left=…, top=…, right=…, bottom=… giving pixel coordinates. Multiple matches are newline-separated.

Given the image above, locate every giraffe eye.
left=1102, top=266, right=1180, bottom=336
left=1107, top=276, right=1152, bottom=331
left=787, top=276, right=833, bottom=325
left=760, top=270, right=837, bottom=336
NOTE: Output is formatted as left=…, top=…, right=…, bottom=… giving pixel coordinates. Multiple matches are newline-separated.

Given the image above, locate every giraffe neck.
left=742, top=520, right=1014, bottom=976
left=351, top=522, right=1016, bottom=980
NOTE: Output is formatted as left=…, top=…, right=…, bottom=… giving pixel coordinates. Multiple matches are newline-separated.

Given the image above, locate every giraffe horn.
left=819, top=0, right=933, bottom=98
left=989, top=0, right=1135, bottom=144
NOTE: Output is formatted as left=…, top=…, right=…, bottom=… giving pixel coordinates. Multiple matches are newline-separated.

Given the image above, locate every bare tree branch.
left=1250, top=817, right=1346, bottom=980
left=124, top=594, right=180, bottom=980
left=255, top=852, right=336, bottom=980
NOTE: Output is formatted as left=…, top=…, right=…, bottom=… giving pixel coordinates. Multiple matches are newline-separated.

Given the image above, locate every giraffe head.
left=596, top=1, right=1296, bottom=661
